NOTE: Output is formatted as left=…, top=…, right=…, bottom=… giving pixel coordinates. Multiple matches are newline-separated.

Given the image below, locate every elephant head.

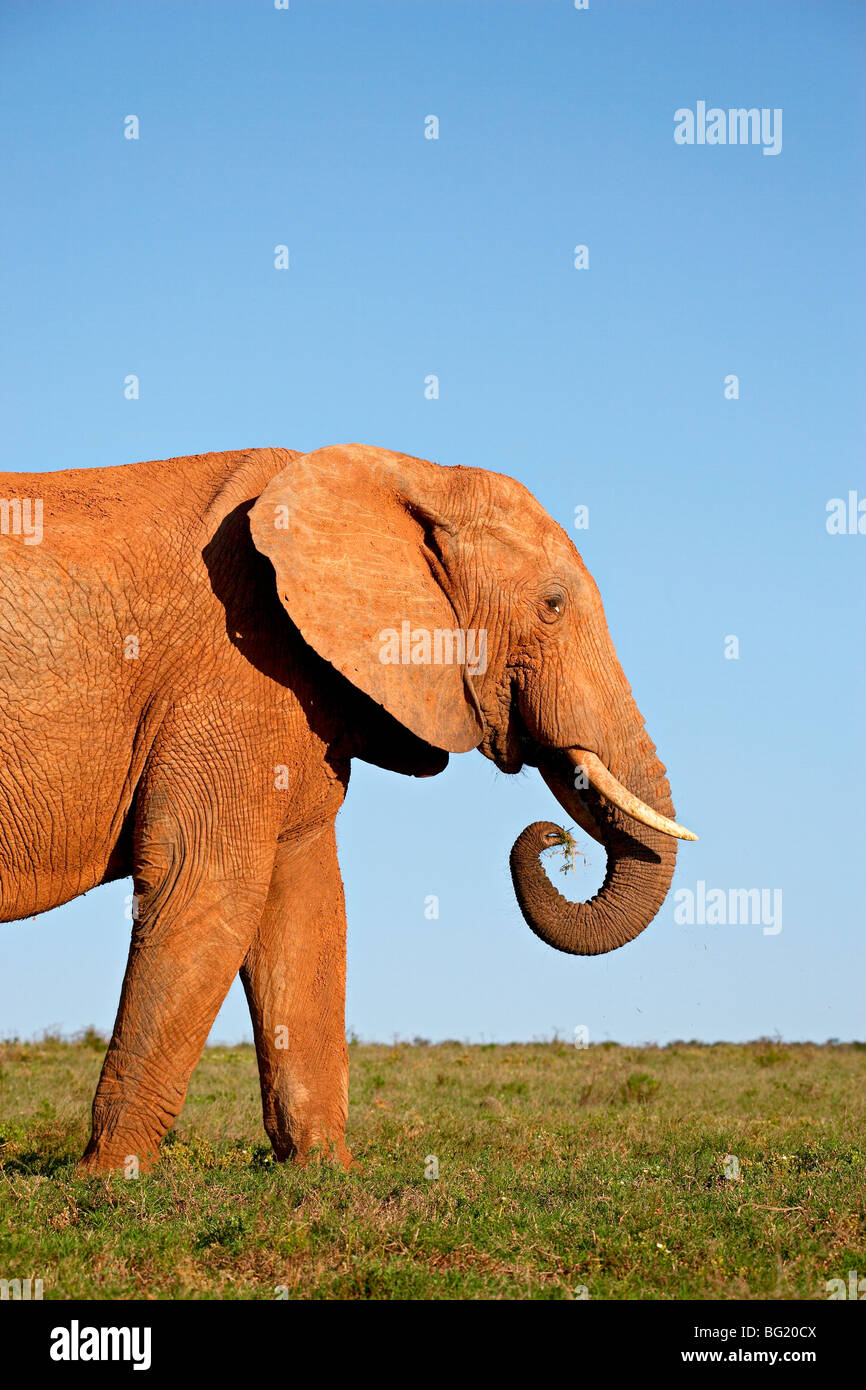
left=249, top=444, right=696, bottom=957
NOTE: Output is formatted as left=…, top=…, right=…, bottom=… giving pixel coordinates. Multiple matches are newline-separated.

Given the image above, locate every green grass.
left=0, top=1038, right=863, bottom=1300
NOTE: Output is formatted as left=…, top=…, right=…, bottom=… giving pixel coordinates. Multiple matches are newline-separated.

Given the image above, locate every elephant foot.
left=77, top=1142, right=160, bottom=1178
left=273, top=1135, right=357, bottom=1172
left=294, top=1148, right=359, bottom=1174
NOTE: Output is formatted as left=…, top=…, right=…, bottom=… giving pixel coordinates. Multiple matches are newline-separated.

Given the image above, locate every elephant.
left=0, top=444, right=695, bottom=1172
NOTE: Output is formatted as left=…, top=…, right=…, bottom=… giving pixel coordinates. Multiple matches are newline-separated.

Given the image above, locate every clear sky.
left=0, top=0, right=863, bottom=1045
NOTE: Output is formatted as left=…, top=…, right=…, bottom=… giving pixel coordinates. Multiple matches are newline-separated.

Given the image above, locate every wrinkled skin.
left=0, top=444, right=685, bottom=1172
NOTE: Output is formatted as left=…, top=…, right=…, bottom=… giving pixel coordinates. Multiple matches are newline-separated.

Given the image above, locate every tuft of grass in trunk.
left=542, top=826, right=584, bottom=874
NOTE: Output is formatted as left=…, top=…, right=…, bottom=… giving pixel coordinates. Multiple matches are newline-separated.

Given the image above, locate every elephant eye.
left=540, top=591, right=566, bottom=622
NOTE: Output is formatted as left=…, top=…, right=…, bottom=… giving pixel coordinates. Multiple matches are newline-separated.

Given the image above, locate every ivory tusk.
left=567, top=748, right=698, bottom=842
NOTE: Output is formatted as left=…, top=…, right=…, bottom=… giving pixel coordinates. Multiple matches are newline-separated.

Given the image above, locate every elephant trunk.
left=509, top=738, right=678, bottom=956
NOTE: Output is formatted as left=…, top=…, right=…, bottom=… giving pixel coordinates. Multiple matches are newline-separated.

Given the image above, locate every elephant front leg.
left=241, top=825, right=353, bottom=1168
left=80, top=797, right=275, bottom=1174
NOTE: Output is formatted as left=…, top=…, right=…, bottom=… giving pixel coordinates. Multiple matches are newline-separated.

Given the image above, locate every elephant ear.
left=248, top=444, right=484, bottom=753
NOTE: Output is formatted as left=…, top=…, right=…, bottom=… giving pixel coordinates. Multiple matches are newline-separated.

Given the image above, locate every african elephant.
left=0, top=444, right=695, bottom=1172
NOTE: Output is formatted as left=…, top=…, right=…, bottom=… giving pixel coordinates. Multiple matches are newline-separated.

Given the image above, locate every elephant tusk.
left=567, top=748, right=698, bottom=842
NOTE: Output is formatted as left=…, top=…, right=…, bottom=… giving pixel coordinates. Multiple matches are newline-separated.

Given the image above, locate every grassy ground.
left=0, top=1037, right=863, bottom=1300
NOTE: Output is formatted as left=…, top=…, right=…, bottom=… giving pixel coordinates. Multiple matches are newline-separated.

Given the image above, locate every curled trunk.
left=510, top=744, right=678, bottom=956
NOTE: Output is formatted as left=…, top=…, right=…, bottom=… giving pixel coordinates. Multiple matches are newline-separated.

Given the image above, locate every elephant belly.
left=0, top=723, right=140, bottom=922
left=0, top=778, right=134, bottom=923
left=0, top=543, right=147, bottom=921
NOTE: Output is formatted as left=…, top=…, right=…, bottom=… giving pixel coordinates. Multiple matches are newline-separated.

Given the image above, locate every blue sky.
left=0, top=0, right=863, bottom=1045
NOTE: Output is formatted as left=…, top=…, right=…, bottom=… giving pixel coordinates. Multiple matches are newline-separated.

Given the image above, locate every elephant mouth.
left=492, top=700, right=607, bottom=785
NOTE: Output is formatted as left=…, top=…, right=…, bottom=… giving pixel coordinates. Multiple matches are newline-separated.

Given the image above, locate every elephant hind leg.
left=241, top=825, right=353, bottom=1169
